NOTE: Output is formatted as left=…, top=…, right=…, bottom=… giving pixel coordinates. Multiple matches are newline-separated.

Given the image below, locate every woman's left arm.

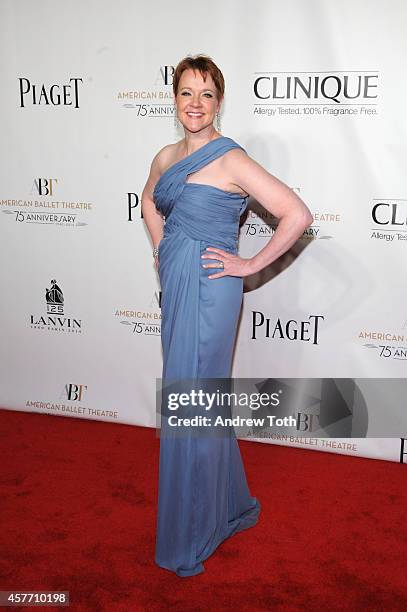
left=234, top=148, right=314, bottom=275
left=203, top=149, right=314, bottom=278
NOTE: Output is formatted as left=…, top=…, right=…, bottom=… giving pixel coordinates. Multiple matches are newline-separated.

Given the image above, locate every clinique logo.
left=251, top=311, right=324, bottom=344
left=372, top=201, right=407, bottom=226
left=30, top=279, right=82, bottom=333
left=371, top=200, right=407, bottom=243
left=18, top=77, right=83, bottom=107
left=253, top=71, right=378, bottom=103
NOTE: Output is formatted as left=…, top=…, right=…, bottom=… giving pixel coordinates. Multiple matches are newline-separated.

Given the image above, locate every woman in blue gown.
left=142, top=55, right=313, bottom=577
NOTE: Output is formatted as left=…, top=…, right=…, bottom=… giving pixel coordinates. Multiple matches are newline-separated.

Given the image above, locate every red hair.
left=173, top=54, right=225, bottom=101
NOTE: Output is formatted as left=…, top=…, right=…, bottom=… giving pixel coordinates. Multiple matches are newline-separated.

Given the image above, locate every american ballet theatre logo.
left=18, top=77, right=83, bottom=107
left=253, top=70, right=379, bottom=118
left=242, top=195, right=341, bottom=241
left=1, top=176, right=92, bottom=228
left=358, top=317, right=407, bottom=362
left=116, top=291, right=162, bottom=336
left=370, top=199, right=407, bottom=243
left=29, top=279, right=82, bottom=334
left=239, top=378, right=361, bottom=439
left=63, top=383, right=87, bottom=402
left=118, top=64, right=175, bottom=119
left=25, top=383, right=119, bottom=420
left=250, top=311, right=324, bottom=344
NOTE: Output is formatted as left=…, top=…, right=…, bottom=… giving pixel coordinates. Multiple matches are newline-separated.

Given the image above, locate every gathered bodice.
left=153, top=136, right=249, bottom=252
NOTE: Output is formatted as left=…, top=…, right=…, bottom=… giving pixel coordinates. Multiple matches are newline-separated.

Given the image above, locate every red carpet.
left=1, top=408, right=406, bottom=611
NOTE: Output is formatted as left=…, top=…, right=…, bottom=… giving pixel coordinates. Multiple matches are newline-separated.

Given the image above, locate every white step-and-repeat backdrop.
left=1, top=0, right=406, bottom=464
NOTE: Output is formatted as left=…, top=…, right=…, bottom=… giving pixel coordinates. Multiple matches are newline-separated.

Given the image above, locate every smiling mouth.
left=186, top=112, right=204, bottom=118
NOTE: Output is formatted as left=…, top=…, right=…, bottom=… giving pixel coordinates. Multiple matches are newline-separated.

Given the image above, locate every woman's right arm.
left=141, top=151, right=165, bottom=265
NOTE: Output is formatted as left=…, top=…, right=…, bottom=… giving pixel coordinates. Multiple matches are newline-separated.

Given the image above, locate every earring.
left=216, top=112, right=221, bottom=132
left=173, top=106, right=178, bottom=128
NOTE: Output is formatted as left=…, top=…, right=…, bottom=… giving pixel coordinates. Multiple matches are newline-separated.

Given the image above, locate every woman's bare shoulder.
left=153, top=140, right=183, bottom=175
left=144, top=141, right=183, bottom=199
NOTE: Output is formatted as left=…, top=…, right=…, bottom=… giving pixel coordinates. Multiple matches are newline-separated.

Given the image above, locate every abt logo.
left=31, top=178, right=58, bottom=196
left=63, top=383, right=87, bottom=402
left=296, top=412, right=320, bottom=432
left=157, top=65, right=174, bottom=86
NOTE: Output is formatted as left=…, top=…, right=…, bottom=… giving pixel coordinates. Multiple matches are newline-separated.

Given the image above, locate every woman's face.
left=175, top=68, right=222, bottom=133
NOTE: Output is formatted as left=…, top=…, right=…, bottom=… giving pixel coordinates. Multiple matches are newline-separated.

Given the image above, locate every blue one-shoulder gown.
left=153, top=136, right=261, bottom=577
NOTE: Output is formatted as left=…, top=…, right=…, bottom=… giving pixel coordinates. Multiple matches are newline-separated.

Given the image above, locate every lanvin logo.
left=18, top=77, right=83, bottom=108
left=30, top=279, right=82, bottom=333
left=253, top=71, right=379, bottom=104
left=46, top=279, right=64, bottom=314
left=251, top=311, right=324, bottom=344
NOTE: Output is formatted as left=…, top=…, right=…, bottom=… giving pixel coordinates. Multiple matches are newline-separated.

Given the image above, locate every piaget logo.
left=1, top=176, right=92, bottom=227
left=128, top=192, right=143, bottom=220
left=251, top=311, right=324, bottom=345
left=30, top=279, right=82, bottom=334
left=18, top=77, right=83, bottom=108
